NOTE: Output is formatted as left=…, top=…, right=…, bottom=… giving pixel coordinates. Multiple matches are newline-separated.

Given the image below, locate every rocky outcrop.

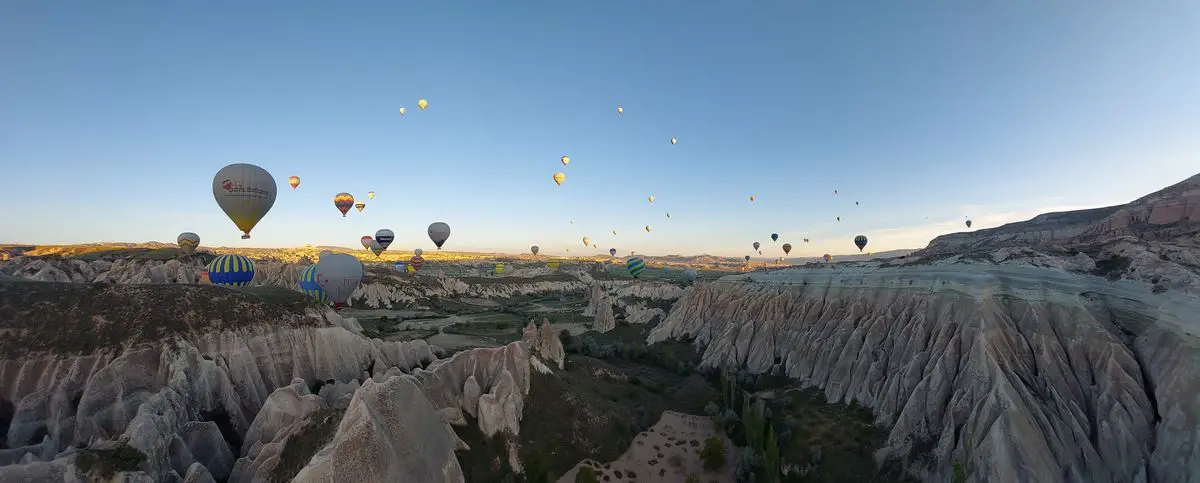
left=921, top=173, right=1200, bottom=256
left=523, top=319, right=566, bottom=370
left=649, top=264, right=1200, bottom=483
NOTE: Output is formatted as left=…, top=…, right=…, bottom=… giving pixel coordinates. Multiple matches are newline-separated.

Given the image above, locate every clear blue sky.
left=2, top=1, right=1198, bottom=258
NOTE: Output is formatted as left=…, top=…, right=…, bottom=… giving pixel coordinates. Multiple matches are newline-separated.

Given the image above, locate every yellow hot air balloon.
left=749, top=195, right=756, bottom=202
left=612, top=230, right=617, bottom=235
left=418, top=99, right=428, bottom=110
left=355, top=201, right=366, bottom=213
left=399, top=107, right=407, bottom=115
left=553, top=172, right=566, bottom=186
left=617, top=106, right=624, bottom=114
left=645, top=225, right=652, bottom=232
left=367, top=191, right=376, bottom=200
left=288, top=176, right=300, bottom=190
left=561, top=155, right=570, bottom=166
left=670, top=137, right=677, bottom=145
left=648, top=195, right=655, bottom=203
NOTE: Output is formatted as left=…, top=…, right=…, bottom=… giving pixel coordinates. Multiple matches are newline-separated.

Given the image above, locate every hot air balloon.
left=315, top=253, right=363, bottom=309
left=666, top=212, right=671, bottom=218
left=406, top=264, right=416, bottom=273
left=609, top=248, right=617, bottom=257
left=782, top=243, right=792, bottom=255
left=288, top=176, right=300, bottom=190
left=626, top=257, right=646, bottom=278
left=212, top=163, right=277, bottom=239
left=399, top=107, right=407, bottom=115
left=360, top=236, right=374, bottom=249
left=553, top=172, right=566, bottom=186
left=753, top=242, right=761, bottom=251
left=834, top=189, right=838, bottom=194
left=334, top=193, right=354, bottom=217
left=355, top=201, right=366, bottom=213
left=428, top=222, right=451, bottom=249
left=394, top=261, right=406, bottom=271
left=548, top=260, right=560, bottom=270
left=854, top=235, right=868, bottom=252
left=369, top=240, right=384, bottom=257
left=867, top=252, right=873, bottom=257
left=836, top=216, right=841, bottom=222
left=177, top=232, right=200, bottom=255
left=298, top=265, right=330, bottom=304
left=582, top=236, right=591, bottom=247
left=418, top=99, right=428, bottom=110
left=531, top=245, right=539, bottom=255
left=207, top=254, right=255, bottom=287
left=494, top=263, right=505, bottom=275
left=367, top=191, right=376, bottom=200
left=803, top=238, right=810, bottom=243
left=855, top=201, right=860, bottom=206
left=645, top=225, right=652, bottom=232
left=414, top=248, right=423, bottom=257
left=375, top=229, right=394, bottom=250
left=758, top=250, right=762, bottom=255
left=409, top=255, right=425, bottom=272
left=771, top=233, right=779, bottom=242
left=561, top=155, right=570, bottom=166
left=617, top=106, right=624, bottom=114
left=745, top=255, right=751, bottom=262
left=612, top=230, right=617, bottom=235
left=750, top=195, right=756, bottom=202
left=670, top=137, right=677, bottom=145
left=823, top=254, right=833, bottom=263
left=683, top=268, right=698, bottom=281
left=648, top=195, right=655, bottom=203
left=966, top=220, right=973, bottom=228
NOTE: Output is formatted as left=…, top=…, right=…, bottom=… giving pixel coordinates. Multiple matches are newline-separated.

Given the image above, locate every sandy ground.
left=558, top=411, right=740, bottom=483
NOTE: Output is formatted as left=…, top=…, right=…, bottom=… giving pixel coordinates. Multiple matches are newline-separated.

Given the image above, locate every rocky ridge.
left=0, top=279, right=561, bottom=482
left=650, top=255, right=1200, bottom=483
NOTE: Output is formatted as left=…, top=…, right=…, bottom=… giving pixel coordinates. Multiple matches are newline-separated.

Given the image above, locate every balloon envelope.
left=334, top=193, right=354, bottom=217
left=288, top=176, right=300, bottom=190
left=582, top=236, right=590, bottom=247
left=553, top=172, right=565, bottom=186
left=428, top=222, right=451, bottom=249
left=298, top=265, right=330, bottom=304
left=414, top=248, right=423, bottom=257
left=212, top=163, right=277, bottom=239
left=410, top=255, right=425, bottom=271
left=782, top=243, right=792, bottom=255
left=207, top=254, right=255, bottom=287
left=854, top=235, right=868, bottom=252
left=683, top=268, right=698, bottom=281
left=367, top=191, right=376, bottom=199
left=771, top=233, right=779, bottom=242
left=315, top=253, right=363, bottom=308
left=375, top=229, right=395, bottom=249
left=626, top=257, right=646, bottom=278
left=531, top=245, right=539, bottom=255
left=609, top=248, right=617, bottom=257
left=418, top=99, right=428, bottom=110
left=753, top=242, right=760, bottom=251
left=360, top=236, right=373, bottom=249
left=823, top=254, right=833, bottom=263
left=561, top=155, right=570, bottom=166
left=177, top=232, right=200, bottom=255
left=494, top=263, right=505, bottom=275
left=369, top=240, right=384, bottom=257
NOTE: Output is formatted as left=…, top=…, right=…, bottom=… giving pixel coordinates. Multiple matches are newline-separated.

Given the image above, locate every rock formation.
left=649, top=262, right=1200, bottom=483
left=523, top=319, right=566, bottom=370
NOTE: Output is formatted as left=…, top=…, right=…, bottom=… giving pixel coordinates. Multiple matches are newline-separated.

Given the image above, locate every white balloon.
left=315, top=253, right=363, bottom=308
left=428, top=222, right=451, bottom=249
left=212, top=163, right=277, bottom=239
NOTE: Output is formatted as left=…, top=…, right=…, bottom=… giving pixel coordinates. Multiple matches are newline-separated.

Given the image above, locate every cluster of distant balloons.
left=191, top=99, right=984, bottom=306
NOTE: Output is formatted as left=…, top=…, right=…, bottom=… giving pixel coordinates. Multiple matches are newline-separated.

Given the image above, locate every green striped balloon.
left=626, top=257, right=646, bottom=278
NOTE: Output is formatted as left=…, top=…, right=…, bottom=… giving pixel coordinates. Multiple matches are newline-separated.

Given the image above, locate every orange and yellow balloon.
left=288, top=176, right=300, bottom=190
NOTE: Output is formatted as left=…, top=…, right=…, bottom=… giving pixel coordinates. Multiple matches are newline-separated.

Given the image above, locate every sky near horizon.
left=2, top=2, right=1198, bottom=258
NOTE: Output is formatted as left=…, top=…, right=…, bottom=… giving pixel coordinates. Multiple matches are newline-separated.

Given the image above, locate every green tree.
left=575, top=466, right=600, bottom=483
left=763, top=424, right=781, bottom=483
left=701, top=437, right=727, bottom=472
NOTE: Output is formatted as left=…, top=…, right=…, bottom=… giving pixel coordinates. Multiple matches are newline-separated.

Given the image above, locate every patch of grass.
left=453, top=272, right=579, bottom=286
left=1092, top=255, right=1132, bottom=281
left=268, top=408, right=346, bottom=483
left=0, top=281, right=322, bottom=358
left=74, top=442, right=146, bottom=478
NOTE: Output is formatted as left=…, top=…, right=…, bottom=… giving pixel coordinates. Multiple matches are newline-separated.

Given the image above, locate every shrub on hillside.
left=700, top=437, right=726, bottom=472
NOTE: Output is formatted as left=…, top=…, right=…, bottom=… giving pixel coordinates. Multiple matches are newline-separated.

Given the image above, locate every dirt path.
left=558, top=411, right=740, bottom=483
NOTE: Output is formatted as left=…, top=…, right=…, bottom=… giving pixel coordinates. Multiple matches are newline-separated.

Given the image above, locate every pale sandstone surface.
left=649, top=262, right=1200, bottom=483
left=558, top=411, right=740, bottom=483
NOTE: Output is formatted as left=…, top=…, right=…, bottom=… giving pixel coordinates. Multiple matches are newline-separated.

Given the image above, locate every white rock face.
left=522, top=319, right=566, bottom=369
left=650, top=265, right=1200, bottom=483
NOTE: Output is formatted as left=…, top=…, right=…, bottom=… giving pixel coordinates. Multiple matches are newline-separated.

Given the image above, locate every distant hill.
left=918, top=173, right=1200, bottom=256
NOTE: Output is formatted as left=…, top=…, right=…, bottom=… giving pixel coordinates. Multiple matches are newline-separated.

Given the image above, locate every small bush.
left=700, top=437, right=726, bottom=472
left=575, top=466, right=600, bottom=483
left=685, top=474, right=701, bottom=483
